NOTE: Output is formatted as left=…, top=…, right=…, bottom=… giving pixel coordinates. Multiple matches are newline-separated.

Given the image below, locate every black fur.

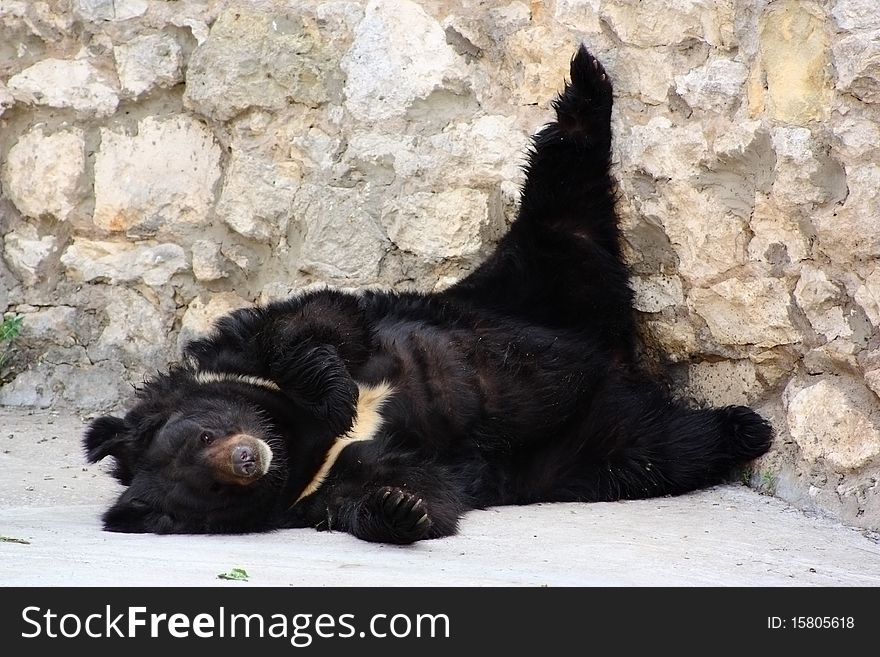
left=84, top=46, right=773, bottom=544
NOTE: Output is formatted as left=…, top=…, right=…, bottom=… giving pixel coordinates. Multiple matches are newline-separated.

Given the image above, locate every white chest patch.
left=194, top=370, right=282, bottom=392
left=293, top=381, right=395, bottom=504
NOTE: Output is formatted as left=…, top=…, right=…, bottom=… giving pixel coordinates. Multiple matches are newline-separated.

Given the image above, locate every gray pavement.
left=2, top=407, right=879, bottom=587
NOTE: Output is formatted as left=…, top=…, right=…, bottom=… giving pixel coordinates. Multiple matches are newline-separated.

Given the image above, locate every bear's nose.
left=232, top=445, right=257, bottom=477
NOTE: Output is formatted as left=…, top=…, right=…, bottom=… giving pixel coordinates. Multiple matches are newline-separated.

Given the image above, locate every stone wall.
left=1, top=0, right=878, bottom=531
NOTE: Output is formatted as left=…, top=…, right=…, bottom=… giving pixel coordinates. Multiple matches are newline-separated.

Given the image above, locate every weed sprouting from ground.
left=0, top=315, right=23, bottom=383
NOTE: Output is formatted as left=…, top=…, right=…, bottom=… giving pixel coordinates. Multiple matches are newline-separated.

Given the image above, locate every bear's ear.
left=84, top=415, right=150, bottom=485
left=83, top=415, right=129, bottom=463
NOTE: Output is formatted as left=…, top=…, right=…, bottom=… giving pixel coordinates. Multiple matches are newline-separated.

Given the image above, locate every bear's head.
left=84, top=367, right=333, bottom=534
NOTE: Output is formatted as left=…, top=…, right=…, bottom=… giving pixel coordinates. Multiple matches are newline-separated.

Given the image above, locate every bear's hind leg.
left=520, top=381, right=774, bottom=503
left=447, top=46, right=635, bottom=357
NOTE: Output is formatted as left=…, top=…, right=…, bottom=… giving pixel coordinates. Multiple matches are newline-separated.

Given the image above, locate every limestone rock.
left=0, top=364, right=60, bottom=408
left=18, top=306, right=78, bottom=346
left=604, top=47, right=674, bottom=105
left=785, top=377, right=880, bottom=469
left=831, top=0, right=880, bottom=31
left=645, top=184, right=748, bottom=284
left=426, top=115, right=527, bottom=187
left=866, top=369, right=880, bottom=399
left=184, top=8, right=338, bottom=121
left=381, top=188, right=503, bottom=262
left=342, top=133, right=420, bottom=184
left=832, top=31, right=880, bottom=104
left=747, top=197, right=809, bottom=266
left=0, top=82, right=13, bottom=116
left=687, top=359, right=761, bottom=407
left=855, top=265, right=880, bottom=328
left=554, top=0, right=601, bottom=33
left=2, top=127, right=85, bottom=221
left=294, top=185, right=388, bottom=282
left=342, top=0, right=466, bottom=122
left=73, top=0, right=148, bottom=22
left=93, top=116, right=221, bottom=237
left=621, top=117, right=708, bottom=180
left=632, top=275, right=684, bottom=313
left=506, top=25, right=580, bottom=106
left=832, top=117, right=880, bottom=159
left=675, top=59, right=749, bottom=113
left=770, top=127, right=846, bottom=209
left=645, top=317, right=699, bottom=361
left=216, top=152, right=300, bottom=243
left=60, top=239, right=188, bottom=287
left=601, top=0, right=732, bottom=48
left=88, top=288, right=171, bottom=370
left=689, top=277, right=800, bottom=347
left=191, top=241, right=229, bottom=282
left=114, top=33, right=183, bottom=97
left=758, top=1, right=832, bottom=124
left=794, top=266, right=852, bottom=341
left=2, top=224, right=57, bottom=287
left=7, top=58, right=118, bottom=117
left=814, top=164, right=880, bottom=261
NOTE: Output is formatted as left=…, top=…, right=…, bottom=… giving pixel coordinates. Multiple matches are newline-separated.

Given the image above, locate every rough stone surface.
left=87, top=288, right=173, bottom=370
left=855, top=264, right=880, bottom=329
left=814, top=164, right=880, bottom=261
left=60, top=239, right=188, bottom=287
left=2, top=127, right=86, bottom=222
left=184, top=8, right=339, bottom=121
left=381, top=188, right=503, bottom=262
left=785, top=377, right=880, bottom=469
left=114, top=33, right=183, bottom=98
left=689, top=278, right=800, bottom=347
left=342, top=0, right=465, bottom=122
left=757, top=1, right=832, bottom=124
left=2, top=224, right=57, bottom=287
left=601, top=0, right=730, bottom=48
left=73, top=0, right=148, bottom=22
left=632, top=275, right=684, bottom=314
left=216, top=151, right=299, bottom=243
left=794, top=266, right=852, bottom=342
left=1, top=0, right=880, bottom=533
left=831, top=0, right=880, bottom=32
left=294, top=185, right=388, bottom=283
left=93, top=116, right=222, bottom=237
left=191, top=240, right=229, bottom=282
left=687, top=359, right=761, bottom=407
left=675, top=59, right=749, bottom=113
left=7, top=58, right=119, bottom=116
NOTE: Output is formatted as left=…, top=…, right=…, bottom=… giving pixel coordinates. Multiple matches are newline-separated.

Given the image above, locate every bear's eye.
left=200, top=431, right=215, bottom=445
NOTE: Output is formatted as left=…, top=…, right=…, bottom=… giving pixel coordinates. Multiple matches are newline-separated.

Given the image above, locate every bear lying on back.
left=84, top=46, right=773, bottom=544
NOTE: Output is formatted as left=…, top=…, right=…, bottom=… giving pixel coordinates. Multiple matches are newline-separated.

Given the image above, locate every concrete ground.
left=2, top=407, right=879, bottom=587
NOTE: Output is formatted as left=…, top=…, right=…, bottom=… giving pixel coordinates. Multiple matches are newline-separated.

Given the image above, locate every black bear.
left=84, top=46, right=773, bottom=544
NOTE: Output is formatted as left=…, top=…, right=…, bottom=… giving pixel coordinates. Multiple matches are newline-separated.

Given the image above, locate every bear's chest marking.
left=293, top=381, right=395, bottom=505
left=194, top=370, right=282, bottom=392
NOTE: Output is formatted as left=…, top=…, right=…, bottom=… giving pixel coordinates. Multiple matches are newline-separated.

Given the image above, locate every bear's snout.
left=204, top=433, right=272, bottom=485
left=233, top=443, right=257, bottom=477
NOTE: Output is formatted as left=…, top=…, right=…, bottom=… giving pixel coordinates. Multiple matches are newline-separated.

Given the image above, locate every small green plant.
left=0, top=315, right=24, bottom=358
left=0, top=314, right=22, bottom=343
left=758, top=469, right=778, bottom=495
left=217, top=567, right=249, bottom=581
left=0, top=535, right=31, bottom=545
left=0, top=315, right=23, bottom=379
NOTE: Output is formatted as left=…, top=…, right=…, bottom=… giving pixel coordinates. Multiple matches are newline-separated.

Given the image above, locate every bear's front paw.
left=272, top=341, right=358, bottom=435
left=355, top=487, right=433, bottom=545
